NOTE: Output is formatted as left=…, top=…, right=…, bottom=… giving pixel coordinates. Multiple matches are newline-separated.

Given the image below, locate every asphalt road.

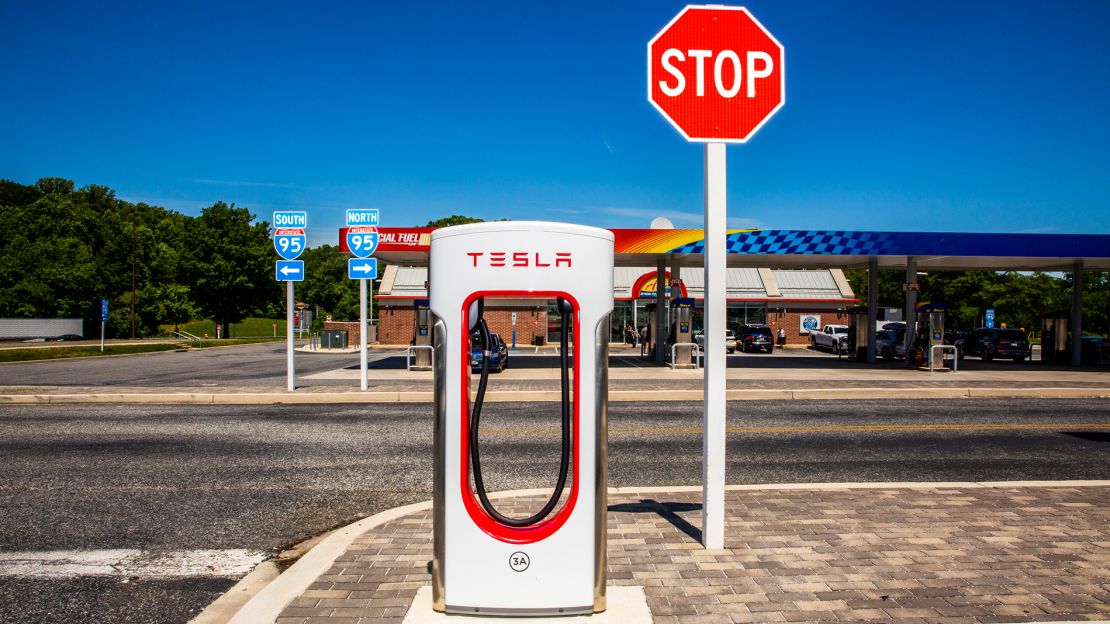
left=0, top=342, right=369, bottom=387
left=1, top=399, right=1108, bottom=623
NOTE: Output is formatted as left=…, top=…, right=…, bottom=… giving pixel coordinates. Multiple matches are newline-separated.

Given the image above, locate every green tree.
left=182, top=202, right=276, bottom=336
left=425, top=215, right=484, bottom=228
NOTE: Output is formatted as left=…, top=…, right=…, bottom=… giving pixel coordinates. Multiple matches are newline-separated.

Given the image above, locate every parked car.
left=875, top=329, right=906, bottom=360
left=736, top=324, right=774, bottom=353
left=695, top=329, right=736, bottom=354
left=810, top=324, right=849, bottom=353
left=956, top=328, right=1031, bottom=362
left=470, top=331, right=509, bottom=373
left=50, top=334, right=85, bottom=341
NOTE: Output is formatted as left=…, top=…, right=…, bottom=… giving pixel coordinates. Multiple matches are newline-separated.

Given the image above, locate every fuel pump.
left=1040, top=311, right=1068, bottom=365
left=430, top=222, right=613, bottom=616
left=412, top=299, right=433, bottom=370
left=670, top=297, right=696, bottom=368
left=913, top=302, right=947, bottom=366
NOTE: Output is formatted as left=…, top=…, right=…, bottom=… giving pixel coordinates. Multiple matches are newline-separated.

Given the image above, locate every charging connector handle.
left=469, top=298, right=572, bottom=527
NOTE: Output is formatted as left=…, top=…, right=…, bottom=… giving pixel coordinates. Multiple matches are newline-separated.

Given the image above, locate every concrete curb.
left=221, top=480, right=1110, bottom=624
left=2, top=387, right=1107, bottom=405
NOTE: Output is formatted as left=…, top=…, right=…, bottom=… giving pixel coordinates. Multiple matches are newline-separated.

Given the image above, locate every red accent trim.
left=460, top=290, right=580, bottom=545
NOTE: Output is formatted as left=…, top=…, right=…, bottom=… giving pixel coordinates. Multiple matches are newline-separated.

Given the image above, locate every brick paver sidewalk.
left=278, top=485, right=1110, bottom=623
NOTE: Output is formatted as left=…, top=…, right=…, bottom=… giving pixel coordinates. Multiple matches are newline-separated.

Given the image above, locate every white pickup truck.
left=809, top=324, right=849, bottom=353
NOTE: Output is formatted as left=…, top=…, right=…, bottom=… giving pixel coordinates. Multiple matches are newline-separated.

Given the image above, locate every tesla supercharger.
left=430, top=222, right=613, bottom=616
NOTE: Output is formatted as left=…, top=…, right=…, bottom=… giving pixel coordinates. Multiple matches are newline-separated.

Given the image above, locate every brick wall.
left=375, top=303, right=548, bottom=346
left=321, top=321, right=375, bottom=346
left=766, top=308, right=851, bottom=346
left=377, top=306, right=412, bottom=345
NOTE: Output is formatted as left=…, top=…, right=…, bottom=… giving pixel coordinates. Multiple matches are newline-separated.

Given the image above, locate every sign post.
left=100, top=299, right=109, bottom=352
left=347, top=209, right=380, bottom=391
left=648, top=5, right=784, bottom=550
left=274, top=211, right=308, bottom=391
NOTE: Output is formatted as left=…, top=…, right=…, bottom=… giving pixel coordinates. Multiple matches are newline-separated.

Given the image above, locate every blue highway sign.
left=272, top=211, right=307, bottom=228
left=274, top=228, right=306, bottom=260
left=101, top=299, right=109, bottom=323
left=346, top=226, right=379, bottom=258
left=346, top=208, right=380, bottom=227
left=348, top=258, right=378, bottom=280
left=276, top=260, right=305, bottom=281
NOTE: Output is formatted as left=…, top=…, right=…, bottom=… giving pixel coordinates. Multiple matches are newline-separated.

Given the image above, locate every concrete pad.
left=401, top=586, right=651, bottom=624
left=968, top=387, right=1110, bottom=399
left=790, top=387, right=971, bottom=400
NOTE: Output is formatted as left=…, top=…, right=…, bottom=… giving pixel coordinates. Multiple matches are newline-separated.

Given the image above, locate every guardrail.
left=670, top=342, right=702, bottom=370
left=406, top=344, right=434, bottom=371
left=930, top=344, right=958, bottom=372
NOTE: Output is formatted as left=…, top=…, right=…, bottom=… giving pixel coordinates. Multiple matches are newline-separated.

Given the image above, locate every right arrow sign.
left=348, top=258, right=378, bottom=280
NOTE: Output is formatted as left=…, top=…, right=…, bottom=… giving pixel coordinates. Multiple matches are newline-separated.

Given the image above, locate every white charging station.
left=430, top=222, right=613, bottom=616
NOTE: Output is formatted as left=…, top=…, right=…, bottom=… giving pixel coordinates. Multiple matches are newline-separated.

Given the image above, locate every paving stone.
left=275, top=485, right=1110, bottom=623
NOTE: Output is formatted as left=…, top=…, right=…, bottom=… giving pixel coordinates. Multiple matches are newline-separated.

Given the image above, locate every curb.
left=2, top=387, right=1108, bottom=405
left=221, top=480, right=1110, bottom=624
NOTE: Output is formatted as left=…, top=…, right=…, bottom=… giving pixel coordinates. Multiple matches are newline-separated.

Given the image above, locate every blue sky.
left=3, top=1, right=1109, bottom=247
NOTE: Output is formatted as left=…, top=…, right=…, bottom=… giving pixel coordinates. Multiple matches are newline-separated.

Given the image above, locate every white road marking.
left=0, top=549, right=266, bottom=579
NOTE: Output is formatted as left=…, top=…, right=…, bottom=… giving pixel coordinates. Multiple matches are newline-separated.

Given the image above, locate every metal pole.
left=867, top=257, right=878, bottom=363
left=100, top=321, right=105, bottom=353
left=904, top=257, right=917, bottom=367
left=654, top=257, right=666, bottom=362
left=360, top=277, right=368, bottom=390
left=287, top=282, right=295, bottom=391
left=702, top=141, right=726, bottom=550
left=1071, top=259, right=1084, bottom=367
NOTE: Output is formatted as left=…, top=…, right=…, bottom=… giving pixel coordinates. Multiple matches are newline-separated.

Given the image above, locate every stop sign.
left=648, top=6, right=784, bottom=143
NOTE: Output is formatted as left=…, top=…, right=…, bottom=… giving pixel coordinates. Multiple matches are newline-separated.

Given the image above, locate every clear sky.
left=3, top=1, right=1109, bottom=247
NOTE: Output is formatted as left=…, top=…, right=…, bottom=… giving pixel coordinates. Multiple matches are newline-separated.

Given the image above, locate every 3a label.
left=509, top=551, right=530, bottom=572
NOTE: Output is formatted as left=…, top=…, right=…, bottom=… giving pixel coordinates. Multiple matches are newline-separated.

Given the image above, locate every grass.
left=0, top=337, right=286, bottom=363
left=0, top=343, right=183, bottom=362
left=163, top=317, right=288, bottom=338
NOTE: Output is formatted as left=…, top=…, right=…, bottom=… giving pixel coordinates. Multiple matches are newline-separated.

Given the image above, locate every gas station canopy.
left=342, top=227, right=1110, bottom=271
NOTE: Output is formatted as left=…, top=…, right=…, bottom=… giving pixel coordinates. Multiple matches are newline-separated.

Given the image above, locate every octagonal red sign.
left=648, top=5, right=785, bottom=143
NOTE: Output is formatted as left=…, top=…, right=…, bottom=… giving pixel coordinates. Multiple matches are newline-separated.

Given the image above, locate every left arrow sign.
left=276, top=260, right=305, bottom=281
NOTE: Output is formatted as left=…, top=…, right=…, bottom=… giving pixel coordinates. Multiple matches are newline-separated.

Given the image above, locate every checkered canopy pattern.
left=668, top=229, right=1110, bottom=258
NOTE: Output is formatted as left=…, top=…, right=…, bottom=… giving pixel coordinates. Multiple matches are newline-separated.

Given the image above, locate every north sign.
left=274, top=228, right=306, bottom=260
left=348, top=257, right=378, bottom=280
left=648, top=5, right=784, bottom=143
left=346, top=226, right=379, bottom=258
left=346, top=208, right=380, bottom=227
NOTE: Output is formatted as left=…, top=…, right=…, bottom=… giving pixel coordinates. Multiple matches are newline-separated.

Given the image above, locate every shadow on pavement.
left=608, top=500, right=703, bottom=543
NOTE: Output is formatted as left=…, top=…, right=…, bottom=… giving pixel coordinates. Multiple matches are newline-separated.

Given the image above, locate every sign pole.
left=702, top=142, right=727, bottom=550
left=100, top=321, right=105, bottom=352
left=360, top=278, right=368, bottom=391
left=287, top=281, right=296, bottom=391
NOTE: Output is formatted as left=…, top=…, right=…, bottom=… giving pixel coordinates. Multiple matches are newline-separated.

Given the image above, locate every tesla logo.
left=466, top=252, right=572, bottom=268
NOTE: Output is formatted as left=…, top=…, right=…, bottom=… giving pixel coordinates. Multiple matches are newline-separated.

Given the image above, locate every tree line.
left=0, top=178, right=278, bottom=337
left=844, top=268, right=1108, bottom=336
left=2, top=178, right=1102, bottom=338
left=0, top=179, right=486, bottom=338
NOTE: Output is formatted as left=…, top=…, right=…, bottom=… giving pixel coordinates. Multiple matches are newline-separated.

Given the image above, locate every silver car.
left=695, top=329, right=736, bottom=354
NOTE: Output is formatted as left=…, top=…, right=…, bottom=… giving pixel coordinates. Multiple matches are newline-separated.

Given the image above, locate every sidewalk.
left=2, top=352, right=1108, bottom=404
left=225, top=482, right=1110, bottom=624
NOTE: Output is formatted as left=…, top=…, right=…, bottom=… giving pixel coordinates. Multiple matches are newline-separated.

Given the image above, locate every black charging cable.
left=469, top=298, right=572, bottom=527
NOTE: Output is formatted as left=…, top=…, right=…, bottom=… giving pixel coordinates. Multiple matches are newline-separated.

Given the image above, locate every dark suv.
left=957, top=328, right=1031, bottom=362
left=736, top=324, right=774, bottom=353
